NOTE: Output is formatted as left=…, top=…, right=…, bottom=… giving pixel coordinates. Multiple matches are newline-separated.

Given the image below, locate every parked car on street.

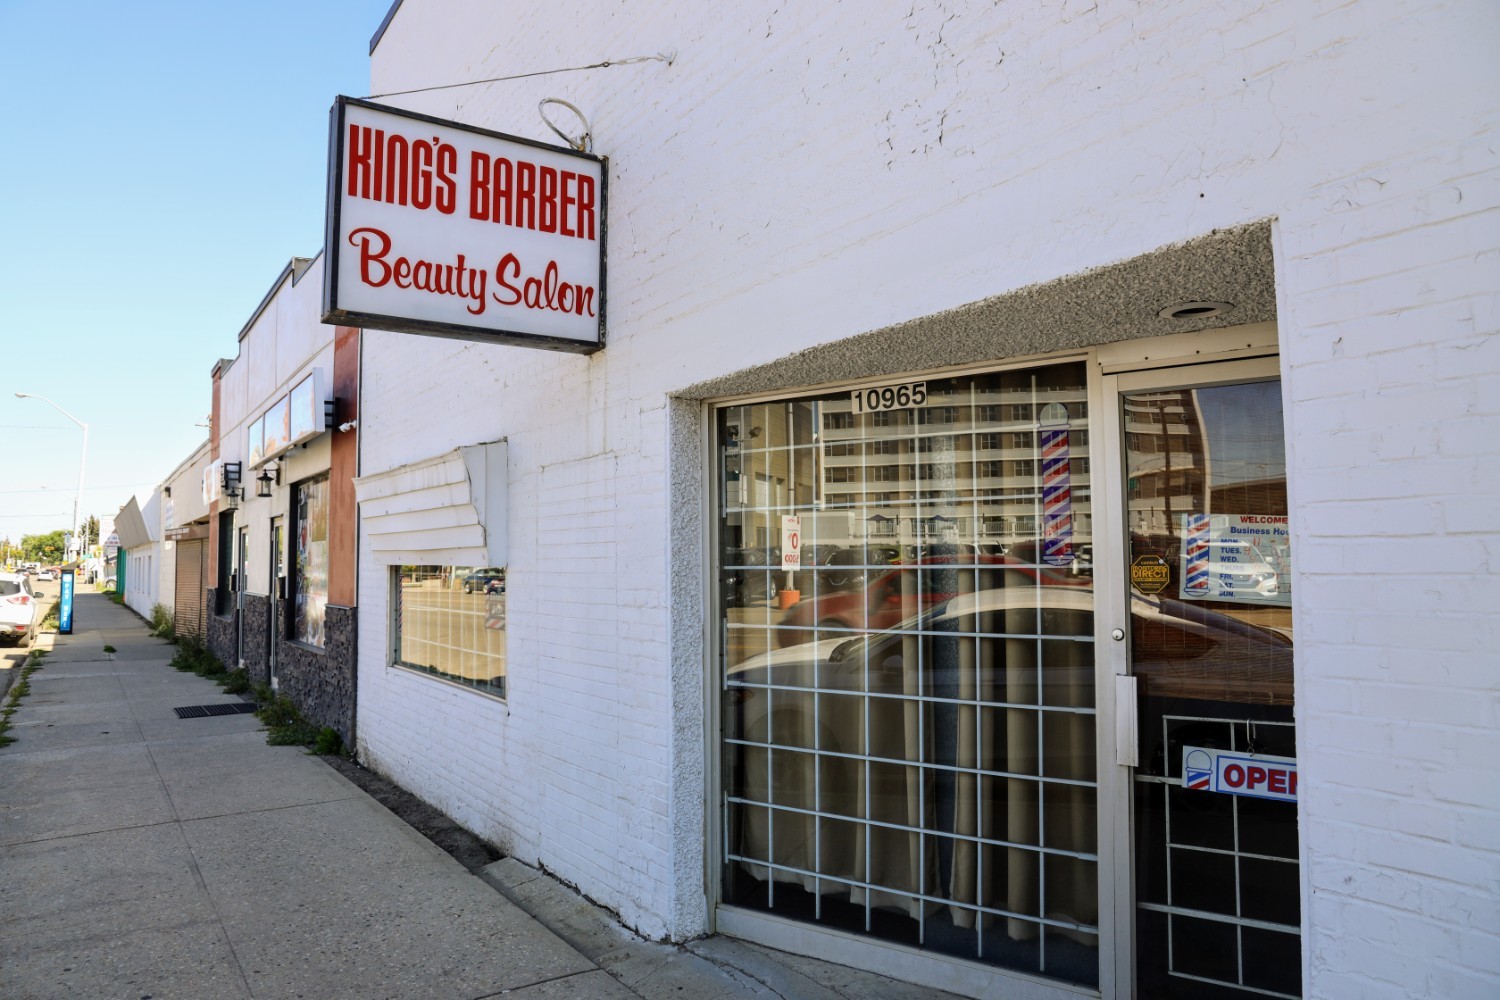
left=37, top=568, right=57, bottom=581
left=462, top=568, right=506, bottom=594
left=0, top=572, right=42, bottom=647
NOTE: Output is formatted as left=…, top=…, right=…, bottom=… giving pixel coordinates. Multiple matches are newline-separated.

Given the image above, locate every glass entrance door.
left=1114, top=362, right=1299, bottom=998
left=235, top=526, right=249, bottom=668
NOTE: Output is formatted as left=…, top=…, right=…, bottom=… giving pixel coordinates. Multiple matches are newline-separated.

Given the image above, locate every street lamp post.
left=15, top=393, right=89, bottom=565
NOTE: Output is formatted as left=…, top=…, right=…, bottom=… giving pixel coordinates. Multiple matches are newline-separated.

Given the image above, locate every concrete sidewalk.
left=0, top=592, right=955, bottom=1000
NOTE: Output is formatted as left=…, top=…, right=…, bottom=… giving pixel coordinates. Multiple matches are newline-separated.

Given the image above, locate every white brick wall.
left=358, top=0, right=1500, bottom=992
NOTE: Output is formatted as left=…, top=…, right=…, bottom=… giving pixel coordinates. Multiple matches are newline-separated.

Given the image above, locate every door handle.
left=1115, top=675, right=1139, bottom=767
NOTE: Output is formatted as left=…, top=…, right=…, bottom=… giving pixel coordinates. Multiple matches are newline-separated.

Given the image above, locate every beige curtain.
left=732, top=566, right=1098, bottom=940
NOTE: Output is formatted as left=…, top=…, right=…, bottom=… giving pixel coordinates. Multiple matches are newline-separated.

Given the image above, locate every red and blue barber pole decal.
left=1183, top=513, right=1211, bottom=596
left=1039, top=407, right=1073, bottom=566
left=1184, top=749, right=1214, bottom=790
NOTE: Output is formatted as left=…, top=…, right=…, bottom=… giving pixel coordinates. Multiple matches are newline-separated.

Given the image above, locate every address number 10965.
left=851, top=381, right=927, bottom=413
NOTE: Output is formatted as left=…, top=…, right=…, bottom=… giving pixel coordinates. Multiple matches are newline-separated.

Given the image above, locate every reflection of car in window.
left=723, top=547, right=781, bottom=607
left=462, top=568, right=506, bottom=594
left=735, top=586, right=1293, bottom=714
left=775, top=550, right=1091, bottom=647
left=1199, top=539, right=1279, bottom=596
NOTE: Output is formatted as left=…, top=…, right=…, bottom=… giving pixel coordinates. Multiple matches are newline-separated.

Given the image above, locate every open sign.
left=1183, top=746, right=1297, bottom=803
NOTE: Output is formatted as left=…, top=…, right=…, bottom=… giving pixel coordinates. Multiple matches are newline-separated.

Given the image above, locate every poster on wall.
left=322, top=97, right=606, bottom=354
left=1178, top=513, right=1291, bottom=606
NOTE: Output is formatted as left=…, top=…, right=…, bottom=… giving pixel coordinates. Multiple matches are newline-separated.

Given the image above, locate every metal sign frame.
left=322, top=96, right=608, bottom=355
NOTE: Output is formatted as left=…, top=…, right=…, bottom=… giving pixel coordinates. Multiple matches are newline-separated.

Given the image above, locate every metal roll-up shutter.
left=174, top=538, right=207, bottom=640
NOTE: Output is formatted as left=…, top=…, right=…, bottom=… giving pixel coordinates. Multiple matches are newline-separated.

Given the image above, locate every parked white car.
left=0, top=572, right=42, bottom=647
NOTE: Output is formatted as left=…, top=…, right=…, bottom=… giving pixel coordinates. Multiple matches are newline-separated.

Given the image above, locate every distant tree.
left=85, top=516, right=100, bottom=547
left=21, top=530, right=68, bottom=563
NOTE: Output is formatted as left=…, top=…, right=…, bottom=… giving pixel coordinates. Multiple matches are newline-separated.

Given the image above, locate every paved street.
left=0, top=589, right=956, bottom=1000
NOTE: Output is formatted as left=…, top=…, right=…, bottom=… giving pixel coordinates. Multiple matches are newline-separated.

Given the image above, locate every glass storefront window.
left=717, top=361, right=1099, bottom=986
left=392, top=566, right=507, bottom=698
left=292, top=475, right=329, bottom=646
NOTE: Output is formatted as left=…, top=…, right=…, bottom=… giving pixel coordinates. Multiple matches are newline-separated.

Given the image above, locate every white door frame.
left=1094, top=341, right=1283, bottom=1000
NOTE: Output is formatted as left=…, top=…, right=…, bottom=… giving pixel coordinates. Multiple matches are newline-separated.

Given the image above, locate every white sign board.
left=780, top=515, right=802, bottom=570
left=1178, top=513, right=1291, bottom=606
left=324, top=98, right=605, bottom=354
left=1182, top=746, right=1298, bottom=802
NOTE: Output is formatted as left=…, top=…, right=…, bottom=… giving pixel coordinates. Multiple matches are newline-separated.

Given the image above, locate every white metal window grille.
left=1137, top=716, right=1301, bottom=999
left=717, top=362, right=1100, bottom=987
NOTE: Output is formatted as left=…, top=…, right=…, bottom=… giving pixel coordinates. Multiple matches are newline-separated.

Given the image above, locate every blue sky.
left=0, top=0, right=388, bottom=543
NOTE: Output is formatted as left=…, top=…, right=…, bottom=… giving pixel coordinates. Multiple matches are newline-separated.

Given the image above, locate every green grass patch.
left=169, top=636, right=226, bottom=678
left=248, top=682, right=343, bottom=754
left=148, top=603, right=174, bottom=640
left=0, top=651, right=46, bottom=747
left=220, top=669, right=251, bottom=695
left=254, top=690, right=319, bottom=746
left=102, top=644, right=116, bottom=654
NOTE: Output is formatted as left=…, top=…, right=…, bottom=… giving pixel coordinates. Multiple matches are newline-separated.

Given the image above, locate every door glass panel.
left=718, top=362, right=1099, bottom=987
left=1124, top=379, right=1299, bottom=999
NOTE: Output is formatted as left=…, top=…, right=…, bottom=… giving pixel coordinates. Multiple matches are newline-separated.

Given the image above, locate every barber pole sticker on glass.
left=1182, top=513, right=1211, bottom=596
left=1183, top=746, right=1298, bottom=802
left=1038, top=404, right=1073, bottom=566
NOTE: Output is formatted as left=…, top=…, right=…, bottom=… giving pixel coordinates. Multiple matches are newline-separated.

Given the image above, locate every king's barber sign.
left=323, top=97, right=606, bottom=353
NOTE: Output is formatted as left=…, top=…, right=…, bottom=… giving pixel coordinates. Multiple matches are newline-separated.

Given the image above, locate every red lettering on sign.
left=346, top=125, right=458, bottom=215
left=467, top=153, right=597, bottom=240
left=1247, top=766, right=1268, bottom=789
left=1268, top=770, right=1287, bottom=794
left=492, top=253, right=597, bottom=317
left=1223, top=763, right=1245, bottom=788
left=347, top=226, right=488, bottom=314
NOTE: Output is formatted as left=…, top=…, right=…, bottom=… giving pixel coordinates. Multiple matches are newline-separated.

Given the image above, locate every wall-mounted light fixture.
left=255, top=461, right=280, bottom=499
left=221, top=462, right=244, bottom=504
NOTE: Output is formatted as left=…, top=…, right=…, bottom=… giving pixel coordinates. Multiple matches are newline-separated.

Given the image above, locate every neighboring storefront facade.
left=162, top=441, right=212, bottom=640
left=350, top=3, right=1497, bottom=999
left=114, top=491, right=162, bottom=620
left=206, top=255, right=361, bottom=742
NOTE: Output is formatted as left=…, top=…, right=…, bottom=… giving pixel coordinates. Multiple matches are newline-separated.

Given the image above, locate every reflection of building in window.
left=1122, top=390, right=1208, bottom=537
left=292, top=475, right=330, bottom=647
left=717, top=366, right=1093, bottom=573
left=392, top=566, right=506, bottom=697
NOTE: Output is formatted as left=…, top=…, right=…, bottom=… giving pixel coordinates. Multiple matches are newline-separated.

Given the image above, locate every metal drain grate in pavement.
left=173, top=703, right=259, bottom=719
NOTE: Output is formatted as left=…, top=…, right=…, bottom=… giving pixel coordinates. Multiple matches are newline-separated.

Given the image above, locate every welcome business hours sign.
left=323, top=97, right=606, bottom=354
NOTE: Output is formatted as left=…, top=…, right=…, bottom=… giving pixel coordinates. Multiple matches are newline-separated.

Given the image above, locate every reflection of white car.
left=1193, top=539, right=1279, bottom=597
left=0, top=572, right=42, bottom=647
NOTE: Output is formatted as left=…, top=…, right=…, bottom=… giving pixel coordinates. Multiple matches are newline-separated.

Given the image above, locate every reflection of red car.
left=775, top=553, right=1090, bottom=647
